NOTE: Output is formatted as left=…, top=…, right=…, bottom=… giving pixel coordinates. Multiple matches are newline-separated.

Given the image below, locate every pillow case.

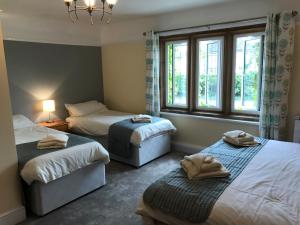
left=13, top=115, right=35, bottom=130
left=65, top=100, right=108, bottom=117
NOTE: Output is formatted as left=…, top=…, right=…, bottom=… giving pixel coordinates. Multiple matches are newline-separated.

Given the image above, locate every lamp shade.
left=43, top=100, right=55, bottom=112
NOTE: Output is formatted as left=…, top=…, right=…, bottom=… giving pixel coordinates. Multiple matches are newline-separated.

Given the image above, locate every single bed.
left=13, top=115, right=110, bottom=216
left=137, top=139, right=300, bottom=225
left=65, top=101, right=176, bottom=167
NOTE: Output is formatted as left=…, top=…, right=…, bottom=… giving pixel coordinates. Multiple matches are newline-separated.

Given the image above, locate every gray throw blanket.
left=143, top=137, right=268, bottom=223
left=108, top=117, right=162, bottom=158
left=16, top=134, right=94, bottom=170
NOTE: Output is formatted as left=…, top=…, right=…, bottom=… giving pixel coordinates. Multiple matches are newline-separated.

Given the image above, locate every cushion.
left=65, top=100, right=108, bottom=117
left=13, top=115, right=35, bottom=130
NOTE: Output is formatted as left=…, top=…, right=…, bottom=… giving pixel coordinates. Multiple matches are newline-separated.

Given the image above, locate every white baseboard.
left=172, top=141, right=205, bottom=154
left=0, top=206, right=26, bottom=225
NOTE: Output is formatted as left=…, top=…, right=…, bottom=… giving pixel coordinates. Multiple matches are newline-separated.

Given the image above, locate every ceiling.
left=0, top=0, right=239, bottom=23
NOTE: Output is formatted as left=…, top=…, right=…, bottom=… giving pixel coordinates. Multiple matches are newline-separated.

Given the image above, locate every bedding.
left=138, top=140, right=300, bottom=225
left=143, top=138, right=268, bottom=223
left=13, top=114, right=35, bottom=129
left=66, top=110, right=176, bottom=146
left=108, top=117, right=164, bottom=158
left=65, top=100, right=108, bottom=117
left=15, top=124, right=110, bottom=185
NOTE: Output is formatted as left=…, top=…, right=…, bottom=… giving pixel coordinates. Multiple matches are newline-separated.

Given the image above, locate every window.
left=160, top=25, right=266, bottom=121
left=165, top=40, right=188, bottom=108
left=196, top=37, right=223, bottom=110
left=232, top=33, right=264, bottom=113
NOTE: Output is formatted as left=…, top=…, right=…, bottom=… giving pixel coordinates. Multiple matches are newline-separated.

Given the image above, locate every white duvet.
left=66, top=110, right=176, bottom=146
left=15, top=125, right=110, bottom=185
left=138, top=140, right=300, bottom=225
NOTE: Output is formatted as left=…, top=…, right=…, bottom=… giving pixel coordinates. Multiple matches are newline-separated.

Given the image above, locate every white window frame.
left=165, top=40, right=189, bottom=108
left=195, top=36, right=224, bottom=111
left=231, top=32, right=264, bottom=115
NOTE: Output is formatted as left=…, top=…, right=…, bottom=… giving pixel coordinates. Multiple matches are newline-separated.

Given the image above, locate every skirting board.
left=0, top=206, right=26, bottom=225
left=171, top=141, right=204, bottom=155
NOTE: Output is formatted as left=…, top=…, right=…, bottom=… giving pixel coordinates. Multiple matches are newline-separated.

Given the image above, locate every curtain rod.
left=142, top=11, right=298, bottom=36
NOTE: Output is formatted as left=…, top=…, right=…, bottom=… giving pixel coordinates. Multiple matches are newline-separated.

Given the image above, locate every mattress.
left=66, top=110, right=176, bottom=146
left=137, top=140, right=300, bottom=225
left=15, top=125, right=110, bottom=184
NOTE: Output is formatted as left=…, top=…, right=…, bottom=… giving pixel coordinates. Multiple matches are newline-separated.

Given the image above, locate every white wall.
left=101, top=0, right=300, bottom=149
left=100, top=0, right=300, bottom=45
left=0, top=11, right=102, bottom=46
left=0, top=23, right=25, bottom=224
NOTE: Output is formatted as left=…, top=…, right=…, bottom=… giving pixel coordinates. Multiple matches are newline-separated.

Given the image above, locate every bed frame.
left=22, top=161, right=106, bottom=216
left=83, top=133, right=171, bottom=168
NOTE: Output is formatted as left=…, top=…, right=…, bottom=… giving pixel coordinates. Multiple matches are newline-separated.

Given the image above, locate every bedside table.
left=38, top=120, right=69, bottom=132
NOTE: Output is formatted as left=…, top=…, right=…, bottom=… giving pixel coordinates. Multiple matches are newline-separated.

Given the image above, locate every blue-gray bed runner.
left=108, top=117, right=162, bottom=158
left=143, top=138, right=268, bottom=223
left=16, top=134, right=94, bottom=170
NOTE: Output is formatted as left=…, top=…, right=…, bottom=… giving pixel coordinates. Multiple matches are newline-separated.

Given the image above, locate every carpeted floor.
left=19, top=152, right=184, bottom=225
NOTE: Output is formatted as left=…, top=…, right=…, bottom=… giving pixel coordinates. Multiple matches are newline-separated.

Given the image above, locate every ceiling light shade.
left=84, top=0, right=96, bottom=7
left=64, top=0, right=117, bottom=24
left=106, top=0, right=118, bottom=5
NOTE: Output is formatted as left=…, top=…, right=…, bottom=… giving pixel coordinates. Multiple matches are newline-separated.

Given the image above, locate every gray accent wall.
left=4, top=40, right=103, bottom=121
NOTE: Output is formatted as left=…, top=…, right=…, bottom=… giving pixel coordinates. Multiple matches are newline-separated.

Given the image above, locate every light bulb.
left=64, top=0, right=73, bottom=6
left=106, top=0, right=118, bottom=5
left=84, top=0, right=96, bottom=7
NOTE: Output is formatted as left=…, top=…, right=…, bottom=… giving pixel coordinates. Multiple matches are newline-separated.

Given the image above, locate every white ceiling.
left=0, top=0, right=239, bottom=22
left=0, top=0, right=298, bottom=46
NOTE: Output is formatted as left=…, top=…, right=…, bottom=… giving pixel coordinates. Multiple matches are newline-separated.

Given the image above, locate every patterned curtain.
left=145, top=31, right=160, bottom=116
left=260, top=11, right=297, bottom=140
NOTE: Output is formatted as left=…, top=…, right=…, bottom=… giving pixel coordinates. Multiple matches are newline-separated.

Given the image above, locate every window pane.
left=166, top=41, right=188, bottom=107
left=233, top=33, right=263, bottom=112
left=196, top=38, right=223, bottom=110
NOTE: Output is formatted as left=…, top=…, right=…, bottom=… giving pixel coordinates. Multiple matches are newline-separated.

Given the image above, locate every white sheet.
left=66, top=110, right=176, bottom=146
left=138, top=140, right=300, bottom=225
left=15, top=125, right=110, bottom=185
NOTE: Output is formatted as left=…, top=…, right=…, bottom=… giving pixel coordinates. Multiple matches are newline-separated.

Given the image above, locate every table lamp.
left=43, top=100, right=55, bottom=123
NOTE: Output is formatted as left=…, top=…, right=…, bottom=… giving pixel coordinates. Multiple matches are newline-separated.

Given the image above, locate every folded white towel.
left=37, top=134, right=69, bottom=150
left=37, top=142, right=67, bottom=150
left=223, top=130, right=257, bottom=146
left=224, top=130, right=247, bottom=139
left=132, top=114, right=152, bottom=123
left=180, top=153, right=228, bottom=180
left=39, top=134, right=69, bottom=144
left=223, top=136, right=258, bottom=147
left=193, top=166, right=230, bottom=179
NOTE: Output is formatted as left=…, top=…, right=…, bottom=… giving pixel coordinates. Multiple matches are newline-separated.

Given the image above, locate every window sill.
left=160, top=111, right=259, bottom=126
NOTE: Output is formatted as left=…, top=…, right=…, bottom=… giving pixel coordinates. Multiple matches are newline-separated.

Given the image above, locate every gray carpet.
left=19, top=152, right=185, bottom=225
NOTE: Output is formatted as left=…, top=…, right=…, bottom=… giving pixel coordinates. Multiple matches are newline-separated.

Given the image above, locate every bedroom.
left=0, top=0, right=300, bottom=225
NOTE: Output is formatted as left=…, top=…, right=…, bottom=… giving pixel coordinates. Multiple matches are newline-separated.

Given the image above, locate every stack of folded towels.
left=131, top=114, right=152, bottom=123
left=223, top=130, right=258, bottom=146
left=180, top=153, right=230, bottom=180
left=37, top=134, right=69, bottom=150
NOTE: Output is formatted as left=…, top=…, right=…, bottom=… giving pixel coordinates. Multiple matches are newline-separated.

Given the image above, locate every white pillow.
left=65, top=100, right=108, bottom=117
left=13, top=115, right=35, bottom=130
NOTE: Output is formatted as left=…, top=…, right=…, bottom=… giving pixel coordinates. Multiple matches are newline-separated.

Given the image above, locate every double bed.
left=65, top=101, right=176, bottom=167
left=14, top=115, right=110, bottom=216
left=137, top=139, right=300, bottom=225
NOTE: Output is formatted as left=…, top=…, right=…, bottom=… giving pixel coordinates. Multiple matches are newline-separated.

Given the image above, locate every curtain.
left=145, top=30, right=160, bottom=116
left=260, top=11, right=296, bottom=140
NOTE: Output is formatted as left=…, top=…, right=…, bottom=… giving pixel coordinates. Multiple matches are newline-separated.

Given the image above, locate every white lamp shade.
left=43, top=100, right=55, bottom=112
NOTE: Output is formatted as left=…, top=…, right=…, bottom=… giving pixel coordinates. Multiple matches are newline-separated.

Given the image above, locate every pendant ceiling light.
left=64, top=0, right=118, bottom=24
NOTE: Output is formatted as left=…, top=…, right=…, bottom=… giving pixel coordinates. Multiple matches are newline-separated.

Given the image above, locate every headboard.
left=4, top=40, right=104, bottom=122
